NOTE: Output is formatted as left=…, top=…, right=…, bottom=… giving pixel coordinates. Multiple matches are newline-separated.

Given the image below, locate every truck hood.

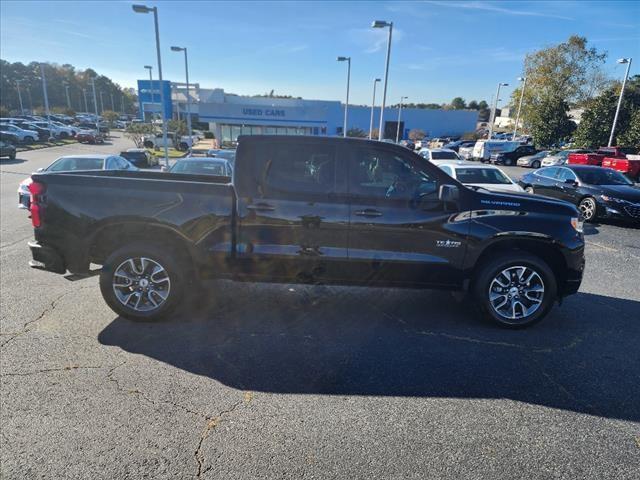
left=473, top=188, right=578, bottom=217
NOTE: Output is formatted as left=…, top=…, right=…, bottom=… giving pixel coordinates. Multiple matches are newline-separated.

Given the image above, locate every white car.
left=437, top=161, right=525, bottom=194
left=50, top=121, right=78, bottom=137
left=142, top=132, right=201, bottom=151
left=0, top=123, right=39, bottom=143
left=418, top=148, right=461, bottom=165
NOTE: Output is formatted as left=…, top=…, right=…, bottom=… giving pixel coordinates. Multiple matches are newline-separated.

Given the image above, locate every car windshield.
left=575, top=168, right=634, bottom=186
left=121, top=151, right=146, bottom=160
left=455, top=167, right=512, bottom=185
left=47, top=157, right=104, bottom=171
left=170, top=160, right=227, bottom=175
left=431, top=151, right=459, bottom=160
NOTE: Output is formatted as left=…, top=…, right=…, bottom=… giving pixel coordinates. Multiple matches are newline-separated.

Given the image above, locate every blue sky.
left=1, top=1, right=638, bottom=107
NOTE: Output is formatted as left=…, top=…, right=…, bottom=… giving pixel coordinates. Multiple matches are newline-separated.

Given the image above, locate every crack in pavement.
left=194, top=397, right=247, bottom=479
left=0, top=364, right=105, bottom=377
left=0, top=234, right=32, bottom=251
left=0, top=286, right=94, bottom=348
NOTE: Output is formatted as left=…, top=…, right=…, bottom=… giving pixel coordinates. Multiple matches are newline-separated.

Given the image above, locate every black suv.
left=491, top=145, right=538, bottom=166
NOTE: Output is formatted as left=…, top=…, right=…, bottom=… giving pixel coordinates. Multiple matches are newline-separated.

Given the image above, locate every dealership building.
left=137, top=80, right=478, bottom=142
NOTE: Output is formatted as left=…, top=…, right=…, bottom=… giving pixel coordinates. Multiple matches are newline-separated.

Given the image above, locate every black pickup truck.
left=27, top=136, right=585, bottom=328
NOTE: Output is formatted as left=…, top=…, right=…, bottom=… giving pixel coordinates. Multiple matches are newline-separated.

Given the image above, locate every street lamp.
left=82, top=88, right=88, bottom=112
left=372, top=20, right=393, bottom=141
left=171, top=46, right=193, bottom=144
left=609, top=57, right=633, bottom=147
left=90, top=77, right=100, bottom=135
left=337, top=56, right=351, bottom=137
left=133, top=3, right=169, bottom=166
left=63, top=82, right=71, bottom=110
left=369, top=78, right=381, bottom=139
left=488, top=82, right=509, bottom=139
left=99, top=91, right=105, bottom=114
left=513, top=76, right=527, bottom=138
left=15, top=80, right=24, bottom=114
left=396, top=96, right=408, bottom=143
left=144, top=65, right=154, bottom=121
left=39, top=64, right=52, bottom=140
left=110, top=92, right=115, bottom=111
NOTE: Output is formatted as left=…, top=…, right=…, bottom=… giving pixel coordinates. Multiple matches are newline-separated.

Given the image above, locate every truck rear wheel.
left=473, top=252, right=557, bottom=328
left=99, top=243, right=185, bottom=321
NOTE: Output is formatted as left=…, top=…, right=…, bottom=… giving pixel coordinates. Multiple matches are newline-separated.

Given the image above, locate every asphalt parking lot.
left=1, top=136, right=639, bottom=479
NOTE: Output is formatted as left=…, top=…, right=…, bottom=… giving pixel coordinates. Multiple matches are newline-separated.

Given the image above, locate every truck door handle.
left=354, top=209, right=383, bottom=217
left=246, top=203, right=275, bottom=212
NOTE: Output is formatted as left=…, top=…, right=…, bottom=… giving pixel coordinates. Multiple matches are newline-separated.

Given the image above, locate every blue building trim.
left=199, top=115, right=327, bottom=124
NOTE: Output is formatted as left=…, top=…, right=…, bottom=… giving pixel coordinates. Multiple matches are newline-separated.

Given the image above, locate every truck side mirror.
left=439, top=184, right=459, bottom=203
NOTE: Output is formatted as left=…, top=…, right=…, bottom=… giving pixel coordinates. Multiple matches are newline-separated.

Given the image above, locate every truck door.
left=346, top=146, right=468, bottom=287
left=235, top=140, right=350, bottom=282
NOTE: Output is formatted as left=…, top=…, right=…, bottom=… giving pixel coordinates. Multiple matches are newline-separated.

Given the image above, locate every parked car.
left=27, top=135, right=585, bottom=328
left=541, top=149, right=592, bottom=167
left=17, top=122, right=53, bottom=141
left=18, top=154, right=138, bottom=209
left=49, top=121, right=78, bottom=137
left=472, top=140, right=522, bottom=162
left=189, top=147, right=211, bottom=157
left=517, top=150, right=550, bottom=169
left=76, top=130, right=105, bottom=144
left=0, top=140, right=17, bottom=160
left=438, top=162, right=525, bottom=193
left=518, top=165, right=640, bottom=223
left=0, top=123, right=39, bottom=143
left=120, top=148, right=158, bottom=168
left=490, top=144, right=538, bottom=166
left=77, top=122, right=109, bottom=136
left=568, top=146, right=636, bottom=167
left=142, top=132, right=200, bottom=151
left=206, top=149, right=236, bottom=164
left=165, top=157, right=233, bottom=176
left=442, top=140, right=475, bottom=153
left=458, top=144, right=475, bottom=160
left=418, top=148, right=461, bottom=164
left=0, top=131, right=20, bottom=145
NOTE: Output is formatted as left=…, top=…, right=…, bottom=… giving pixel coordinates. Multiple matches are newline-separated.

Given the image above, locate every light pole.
left=121, top=95, right=125, bottom=114
left=82, top=88, right=88, bottom=112
left=90, top=77, right=101, bottom=134
left=39, top=64, right=52, bottom=140
left=513, top=76, right=527, bottom=138
left=144, top=65, right=154, bottom=121
left=15, top=80, right=24, bottom=114
left=99, top=91, right=105, bottom=114
left=609, top=57, right=633, bottom=147
left=488, top=82, right=509, bottom=139
left=63, top=82, right=71, bottom=110
left=110, top=92, right=115, bottom=111
left=369, top=78, right=381, bottom=139
left=372, top=20, right=393, bottom=141
left=396, top=96, right=408, bottom=143
left=133, top=4, right=169, bottom=167
left=337, top=56, right=351, bottom=137
left=171, top=46, right=193, bottom=146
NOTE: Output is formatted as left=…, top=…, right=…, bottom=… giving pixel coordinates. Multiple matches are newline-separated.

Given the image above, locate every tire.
left=23, top=136, right=34, bottom=145
left=99, top=242, right=185, bottom=321
left=143, top=140, right=154, bottom=149
left=524, top=186, right=535, bottom=194
left=60, top=132, right=69, bottom=139
left=531, top=161, right=540, bottom=169
left=578, top=197, right=597, bottom=222
left=473, top=252, right=557, bottom=329
left=179, top=142, right=189, bottom=151
left=504, top=158, right=513, bottom=166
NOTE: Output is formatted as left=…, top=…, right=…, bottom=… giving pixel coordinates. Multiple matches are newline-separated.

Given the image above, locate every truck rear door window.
left=260, top=144, right=336, bottom=197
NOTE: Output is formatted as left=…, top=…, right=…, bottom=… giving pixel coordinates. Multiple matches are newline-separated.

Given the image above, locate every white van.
left=472, top=140, right=521, bottom=161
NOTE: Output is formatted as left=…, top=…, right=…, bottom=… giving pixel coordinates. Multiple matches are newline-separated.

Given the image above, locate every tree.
left=450, top=97, right=466, bottom=110
left=124, top=123, right=156, bottom=148
left=168, top=119, right=187, bottom=136
left=528, top=95, right=576, bottom=148
left=573, top=75, right=640, bottom=148
left=346, top=127, right=367, bottom=138
left=477, top=100, right=489, bottom=110
left=102, top=110, right=120, bottom=125
left=408, top=129, right=426, bottom=141
left=617, top=109, right=640, bottom=148
left=468, top=100, right=479, bottom=110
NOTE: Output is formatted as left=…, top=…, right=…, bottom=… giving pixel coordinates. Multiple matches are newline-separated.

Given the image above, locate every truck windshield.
left=170, top=160, right=227, bottom=176
left=575, top=169, right=634, bottom=186
left=431, top=151, right=459, bottom=160
left=455, top=167, right=512, bottom=184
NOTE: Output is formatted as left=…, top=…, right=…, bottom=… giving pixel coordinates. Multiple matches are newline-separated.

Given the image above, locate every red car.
left=76, top=130, right=105, bottom=144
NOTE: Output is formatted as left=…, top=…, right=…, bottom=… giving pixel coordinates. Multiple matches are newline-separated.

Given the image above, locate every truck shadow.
left=99, top=283, right=640, bottom=422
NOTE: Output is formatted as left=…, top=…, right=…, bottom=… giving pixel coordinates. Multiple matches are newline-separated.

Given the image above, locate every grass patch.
left=146, top=148, right=187, bottom=159
left=16, top=138, right=78, bottom=152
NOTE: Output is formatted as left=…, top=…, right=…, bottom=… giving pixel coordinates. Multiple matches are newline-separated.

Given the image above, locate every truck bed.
left=30, top=169, right=236, bottom=274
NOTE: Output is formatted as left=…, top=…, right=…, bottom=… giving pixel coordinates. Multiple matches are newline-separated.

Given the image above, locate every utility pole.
left=609, top=58, right=633, bottom=147
left=15, top=80, right=24, bottom=114
left=396, top=96, right=408, bottom=143
left=369, top=78, right=380, bottom=140
left=40, top=64, right=52, bottom=140
left=63, top=83, right=71, bottom=110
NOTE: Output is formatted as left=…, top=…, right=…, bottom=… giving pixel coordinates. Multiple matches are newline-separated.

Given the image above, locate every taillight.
left=28, top=181, right=46, bottom=227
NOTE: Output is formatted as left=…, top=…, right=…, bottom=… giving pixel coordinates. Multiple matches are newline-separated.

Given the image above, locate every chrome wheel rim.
left=489, top=266, right=544, bottom=323
left=525, top=187, right=534, bottom=193
left=579, top=199, right=595, bottom=220
left=112, top=257, right=171, bottom=312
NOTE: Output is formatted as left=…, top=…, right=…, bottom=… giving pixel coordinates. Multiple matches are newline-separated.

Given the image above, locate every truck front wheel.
left=99, top=243, right=185, bottom=321
left=473, top=252, right=557, bottom=328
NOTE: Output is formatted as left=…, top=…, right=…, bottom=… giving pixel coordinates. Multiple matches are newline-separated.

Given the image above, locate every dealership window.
left=219, top=124, right=313, bottom=142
